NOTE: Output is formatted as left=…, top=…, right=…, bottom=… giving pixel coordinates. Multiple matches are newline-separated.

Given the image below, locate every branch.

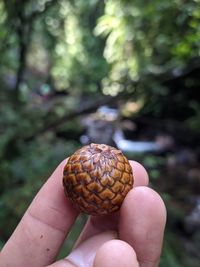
left=156, top=57, right=200, bottom=84
left=13, top=0, right=59, bottom=100
left=27, top=0, right=59, bottom=23
left=14, top=3, right=29, bottom=100
left=25, top=95, right=118, bottom=141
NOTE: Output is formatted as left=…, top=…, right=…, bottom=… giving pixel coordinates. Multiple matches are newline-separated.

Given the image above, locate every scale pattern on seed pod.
left=63, top=143, right=134, bottom=215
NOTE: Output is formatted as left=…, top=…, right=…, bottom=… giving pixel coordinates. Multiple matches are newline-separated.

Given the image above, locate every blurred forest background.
left=0, top=0, right=200, bottom=266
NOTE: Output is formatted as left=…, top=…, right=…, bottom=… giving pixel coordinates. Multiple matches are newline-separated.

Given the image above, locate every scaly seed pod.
left=63, top=143, right=134, bottom=215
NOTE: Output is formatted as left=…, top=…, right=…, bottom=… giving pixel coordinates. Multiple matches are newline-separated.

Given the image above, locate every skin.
left=0, top=160, right=166, bottom=267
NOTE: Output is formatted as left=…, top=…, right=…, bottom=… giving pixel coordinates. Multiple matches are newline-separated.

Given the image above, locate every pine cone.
left=63, top=143, right=134, bottom=215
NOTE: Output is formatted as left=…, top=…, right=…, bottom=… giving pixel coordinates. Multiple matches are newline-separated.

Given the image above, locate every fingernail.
left=66, top=231, right=118, bottom=267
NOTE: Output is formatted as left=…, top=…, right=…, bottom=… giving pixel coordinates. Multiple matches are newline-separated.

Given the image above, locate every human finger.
left=129, top=160, right=149, bottom=187
left=74, top=161, right=149, bottom=247
left=119, top=186, right=167, bottom=267
left=46, top=231, right=117, bottom=267
left=94, top=239, right=139, bottom=267
left=0, top=159, right=79, bottom=267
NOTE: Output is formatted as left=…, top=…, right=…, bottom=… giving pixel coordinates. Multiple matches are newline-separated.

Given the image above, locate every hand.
left=0, top=160, right=166, bottom=267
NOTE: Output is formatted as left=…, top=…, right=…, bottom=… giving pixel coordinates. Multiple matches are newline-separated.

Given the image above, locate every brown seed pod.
left=63, top=143, right=134, bottom=215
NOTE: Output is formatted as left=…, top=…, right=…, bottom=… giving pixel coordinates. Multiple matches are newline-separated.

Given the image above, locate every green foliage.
left=95, top=0, right=200, bottom=119
left=96, top=0, right=200, bottom=71
left=160, top=236, right=183, bottom=267
left=51, top=0, right=108, bottom=93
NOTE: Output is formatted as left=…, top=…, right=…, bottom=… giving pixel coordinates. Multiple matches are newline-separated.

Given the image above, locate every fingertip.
left=121, top=186, right=167, bottom=241
left=120, top=186, right=166, bottom=265
left=129, top=161, right=149, bottom=187
left=123, top=186, right=167, bottom=223
left=94, top=240, right=139, bottom=267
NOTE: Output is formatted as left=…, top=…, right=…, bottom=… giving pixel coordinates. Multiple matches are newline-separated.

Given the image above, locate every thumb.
left=46, top=231, right=117, bottom=267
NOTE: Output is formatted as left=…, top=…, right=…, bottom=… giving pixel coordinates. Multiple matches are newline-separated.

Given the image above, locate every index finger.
left=0, top=160, right=79, bottom=267
left=120, top=187, right=167, bottom=267
left=74, top=160, right=149, bottom=246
